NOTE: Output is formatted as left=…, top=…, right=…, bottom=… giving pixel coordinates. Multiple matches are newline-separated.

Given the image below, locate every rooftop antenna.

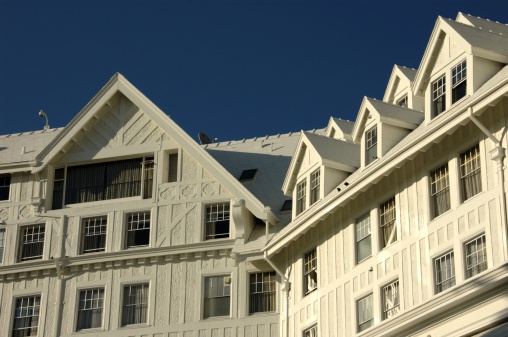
left=38, top=110, right=50, bottom=130
left=198, top=132, right=212, bottom=145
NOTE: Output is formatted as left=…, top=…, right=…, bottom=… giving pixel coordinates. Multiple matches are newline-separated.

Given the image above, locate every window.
left=461, top=144, right=482, bottom=201
left=122, top=284, right=149, bottom=326
left=303, top=248, right=317, bottom=294
left=365, top=126, right=377, bottom=165
left=18, top=224, right=45, bottom=262
left=13, top=296, right=41, bottom=337
left=0, top=229, right=5, bottom=264
left=432, top=75, right=446, bottom=117
left=52, top=156, right=154, bottom=209
left=205, top=203, right=230, bottom=240
left=396, top=95, right=408, bottom=108
left=430, top=164, right=450, bottom=218
left=435, top=251, right=455, bottom=293
left=357, top=294, right=373, bottom=332
left=382, top=280, right=400, bottom=320
left=452, top=59, right=467, bottom=103
left=303, top=325, right=317, bottom=337
left=249, top=272, right=276, bottom=314
left=310, top=169, right=320, bottom=206
left=356, top=214, right=371, bottom=263
left=203, top=275, right=231, bottom=318
left=81, top=216, right=107, bottom=254
left=0, top=175, right=10, bottom=201
left=168, top=153, right=179, bottom=183
left=380, top=197, right=397, bottom=248
left=126, top=212, right=150, bottom=248
left=76, top=288, right=104, bottom=331
left=296, top=180, right=307, bottom=215
left=465, top=234, right=487, bottom=278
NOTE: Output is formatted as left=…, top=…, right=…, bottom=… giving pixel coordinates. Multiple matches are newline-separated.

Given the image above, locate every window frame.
left=12, top=295, right=42, bottom=337
left=452, top=59, right=467, bottom=104
left=396, top=95, right=408, bottom=108
left=380, top=197, right=397, bottom=249
left=464, top=234, right=487, bottom=279
left=125, top=211, right=151, bottom=249
left=303, top=248, right=317, bottom=295
left=434, top=250, right=455, bottom=294
left=382, top=279, right=400, bottom=320
left=76, top=287, right=105, bottom=331
left=357, top=293, right=374, bottom=332
left=355, top=213, right=371, bottom=264
left=309, top=169, right=320, bottom=206
left=81, top=216, right=108, bottom=255
left=204, top=203, right=230, bottom=240
left=121, top=283, right=149, bottom=326
left=0, top=228, right=5, bottom=265
left=430, top=164, right=451, bottom=218
left=296, top=179, right=307, bottom=215
left=0, top=174, right=11, bottom=201
left=203, top=275, right=232, bottom=319
left=248, top=271, right=277, bottom=314
left=460, top=144, right=482, bottom=202
left=18, top=224, right=45, bottom=262
left=365, top=126, right=378, bottom=165
left=432, top=74, right=446, bottom=117
left=303, top=324, right=318, bottom=337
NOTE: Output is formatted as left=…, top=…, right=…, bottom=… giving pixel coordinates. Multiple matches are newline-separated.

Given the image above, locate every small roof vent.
left=280, top=200, right=292, bottom=212
left=239, top=169, right=258, bottom=182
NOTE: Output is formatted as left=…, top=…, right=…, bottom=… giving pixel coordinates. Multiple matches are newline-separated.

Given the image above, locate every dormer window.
left=296, top=180, right=307, bottom=215
left=396, top=95, right=408, bottom=108
left=310, top=169, right=320, bottom=206
left=432, top=75, right=446, bottom=117
left=452, top=59, right=467, bottom=104
left=0, top=175, right=10, bottom=201
left=365, top=126, right=377, bottom=165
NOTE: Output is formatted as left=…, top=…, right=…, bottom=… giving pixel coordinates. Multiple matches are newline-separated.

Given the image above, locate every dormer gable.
left=282, top=131, right=359, bottom=218
left=413, top=15, right=508, bottom=123
left=383, top=65, right=424, bottom=112
left=352, top=97, right=424, bottom=168
left=325, top=117, right=354, bottom=142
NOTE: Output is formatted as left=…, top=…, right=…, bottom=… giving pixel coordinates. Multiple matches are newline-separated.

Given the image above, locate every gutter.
left=264, top=252, right=290, bottom=337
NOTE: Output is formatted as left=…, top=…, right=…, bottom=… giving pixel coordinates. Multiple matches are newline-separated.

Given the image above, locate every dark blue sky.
left=1, top=0, right=507, bottom=142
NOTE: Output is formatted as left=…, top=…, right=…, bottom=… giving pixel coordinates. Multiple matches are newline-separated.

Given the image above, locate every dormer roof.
left=325, top=117, right=354, bottom=141
left=383, top=65, right=417, bottom=102
left=282, top=132, right=359, bottom=195
left=413, top=16, right=508, bottom=95
left=32, top=72, right=279, bottom=223
left=352, top=97, right=424, bottom=142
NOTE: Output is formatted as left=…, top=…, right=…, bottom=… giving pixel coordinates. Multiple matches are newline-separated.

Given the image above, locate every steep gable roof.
left=414, top=16, right=508, bottom=94
left=383, top=65, right=417, bottom=102
left=33, top=73, right=278, bottom=223
left=352, top=97, right=424, bottom=142
left=325, top=117, right=354, bottom=140
left=282, top=131, right=359, bottom=195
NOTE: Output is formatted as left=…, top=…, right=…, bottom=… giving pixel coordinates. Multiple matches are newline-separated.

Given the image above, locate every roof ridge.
left=444, top=17, right=508, bottom=38
left=462, top=13, right=508, bottom=26
left=366, top=97, right=424, bottom=113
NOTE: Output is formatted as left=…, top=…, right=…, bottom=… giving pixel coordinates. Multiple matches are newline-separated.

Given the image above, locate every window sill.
left=119, top=323, right=150, bottom=329
left=304, top=287, right=317, bottom=296
left=200, top=315, right=232, bottom=321
left=249, top=311, right=277, bottom=316
left=73, top=328, right=104, bottom=335
left=204, top=236, right=231, bottom=242
left=356, top=255, right=372, bottom=266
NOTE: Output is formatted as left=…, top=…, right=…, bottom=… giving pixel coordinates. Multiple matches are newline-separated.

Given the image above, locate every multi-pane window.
left=126, top=212, right=150, bottom=248
left=0, top=175, right=10, bottom=201
left=205, top=203, right=230, bottom=240
left=430, top=164, right=451, bottom=218
left=249, top=272, right=276, bottom=314
left=204, top=275, right=231, bottom=318
left=81, top=216, right=107, bottom=254
left=396, top=95, right=408, bottom=108
left=382, top=280, right=400, bottom=320
left=310, top=169, right=320, bottom=206
left=432, top=75, right=446, bottom=117
left=296, top=180, right=307, bottom=215
left=0, top=229, right=5, bottom=264
left=460, top=144, right=482, bottom=201
left=365, top=126, right=377, bottom=165
left=303, top=325, right=318, bottom=337
left=13, top=296, right=41, bottom=337
left=380, top=197, right=397, bottom=248
left=452, top=59, right=467, bottom=103
left=304, top=248, right=317, bottom=294
left=52, top=156, right=154, bottom=209
left=435, top=251, right=455, bottom=293
left=465, top=234, right=487, bottom=278
left=18, top=225, right=45, bottom=262
left=122, top=284, right=149, bottom=326
left=357, top=294, right=373, bottom=332
left=356, top=214, right=371, bottom=263
left=76, top=288, right=104, bottom=331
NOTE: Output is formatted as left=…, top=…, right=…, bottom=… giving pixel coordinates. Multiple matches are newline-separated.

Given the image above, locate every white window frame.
left=460, top=144, right=482, bottom=202
left=0, top=228, right=5, bottom=264
left=382, top=279, right=400, bottom=320
left=434, top=251, right=455, bottom=293
left=125, top=211, right=151, bottom=249
left=396, top=95, right=408, bottom=108
left=296, top=180, right=307, bottom=215
left=12, top=295, right=42, bottom=337
left=81, top=216, right=108, bottom=254
left=249, top=271, right=277, bottom=314
left=380, top=197, right=397, bottom=248
left=303, top=248, right=317, bottom=295
left=310, top=169, right=320, bottom=206
left=303, top=325, right=317, bottom=337
left=432, top=74, right=446, bottom=117
left=0, top=174, right=10, bottom=201
left=204, top=203, right=230, bottom=240
left=76, top=288, right=105, bottom=331
left=357, top=293, right=373, bottom=332
left=356, top=213, right=371, bottom=264
left=430, top=164, right=451, bottom=218
left=465, top=234, right=487, bottom=279
left=203, top=275, right=231, bottom=319
left=365, top=126, right=377, bottom=165
left=121, top=283, right=149, bottom=326
left=18, top=224, right=45, bottom=262
left=452, top=59, right=467, bottom=104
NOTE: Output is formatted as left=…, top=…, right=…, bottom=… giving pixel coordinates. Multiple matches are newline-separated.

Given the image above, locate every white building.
left=0, top=11, right=507, bottom=337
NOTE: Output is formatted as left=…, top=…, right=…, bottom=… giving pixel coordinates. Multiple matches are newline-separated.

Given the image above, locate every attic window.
left=452, top=59, right=467, bottom=104
left=396, top=95, right=408, bottom=108
left=239, top=169, right=258, bottom=182
left=432, top=75, right=446, bottom=118
left=280, top=200, right=292, bottom=212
